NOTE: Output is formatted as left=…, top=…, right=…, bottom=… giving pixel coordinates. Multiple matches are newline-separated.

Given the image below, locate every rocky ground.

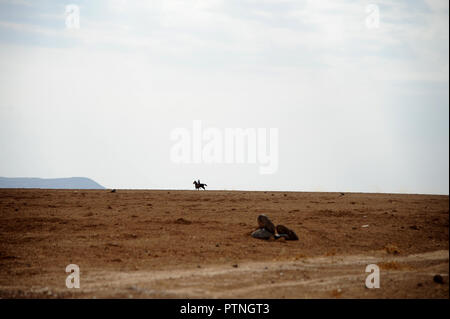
left=0, top=189, right=448, bottom=298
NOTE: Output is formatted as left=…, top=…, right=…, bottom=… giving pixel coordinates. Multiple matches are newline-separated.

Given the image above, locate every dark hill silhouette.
left=0, top=177, right=105, bottom=189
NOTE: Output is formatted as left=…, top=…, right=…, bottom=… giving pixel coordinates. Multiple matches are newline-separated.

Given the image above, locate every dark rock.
left=257, top=214, right=275, bottom=234
left=276, top=225, right=299, bottom=240
left=251, top=228, right=273, bottom=240
left=175, top=218, right=192, bottom=225
left=433, top=274, right=444, bottom=284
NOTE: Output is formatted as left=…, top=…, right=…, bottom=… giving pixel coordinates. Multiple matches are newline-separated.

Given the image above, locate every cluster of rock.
left=251, top=214, right=299, bottom=241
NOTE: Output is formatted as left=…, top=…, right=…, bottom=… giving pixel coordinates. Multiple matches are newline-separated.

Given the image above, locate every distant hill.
left=0, top=177, right=105, bottom=189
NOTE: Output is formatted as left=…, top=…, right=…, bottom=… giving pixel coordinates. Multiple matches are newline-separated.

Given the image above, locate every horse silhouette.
left=193, top=180, right=207, bottom=190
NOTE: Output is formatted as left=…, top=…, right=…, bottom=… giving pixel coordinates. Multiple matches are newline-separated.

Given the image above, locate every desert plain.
left=0, top=189, right=448, bottom=298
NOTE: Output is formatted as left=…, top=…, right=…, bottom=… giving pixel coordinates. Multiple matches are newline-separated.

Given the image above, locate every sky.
left=0, top=0, right=448, bottom=194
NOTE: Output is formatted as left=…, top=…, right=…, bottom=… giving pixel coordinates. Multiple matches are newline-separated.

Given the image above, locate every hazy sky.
left=0, top=0, right=448, bottom=194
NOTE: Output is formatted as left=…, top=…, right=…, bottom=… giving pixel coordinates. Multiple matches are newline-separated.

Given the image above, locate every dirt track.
left=0, top=189, right=448, bottom=298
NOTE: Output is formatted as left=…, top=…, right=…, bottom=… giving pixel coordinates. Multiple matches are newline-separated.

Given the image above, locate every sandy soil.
left=0, top=189, right=448, bottom=298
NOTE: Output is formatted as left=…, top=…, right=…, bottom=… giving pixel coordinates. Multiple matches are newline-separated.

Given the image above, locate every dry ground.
left=0, top=189, right=448, bottom=298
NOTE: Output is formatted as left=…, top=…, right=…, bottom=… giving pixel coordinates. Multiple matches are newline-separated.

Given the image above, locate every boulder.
left=276, top=225, right=299, bottom=241
left=257, top=214, right=275, bottom=234
left=251, top=228, right=274, bottom=240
